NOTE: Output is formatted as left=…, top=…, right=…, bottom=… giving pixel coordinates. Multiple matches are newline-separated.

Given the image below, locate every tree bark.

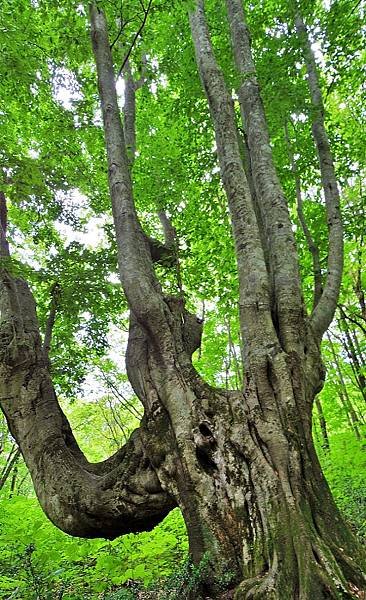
left=285, top=121, right=323, bottom=310
left=294, top=7, right=344, bottom=340
left=0, top=269, right=174, bottom=537
left=186, top=2, right=366, bottom=597
left=0, top=3, right=365, bottom=600
left=314, top=397, right=330, bottom=452
left=224, top=0, right=304, bottom=354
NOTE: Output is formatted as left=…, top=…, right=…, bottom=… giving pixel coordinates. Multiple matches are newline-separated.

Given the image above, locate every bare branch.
left=98, top=369, right=143, bottom=419
left=285, top=121, right=323, bottom=309
left=42, top=282, right=61, bottom=360
left=116, top=0, right=153, bottom=80
left=337, top=305, right=366, bottom=336
left=110, top=16, right=139, bottom=50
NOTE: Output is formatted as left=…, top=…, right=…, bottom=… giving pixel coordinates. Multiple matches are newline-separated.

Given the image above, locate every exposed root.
left=232, top=539, right=365, bottom=600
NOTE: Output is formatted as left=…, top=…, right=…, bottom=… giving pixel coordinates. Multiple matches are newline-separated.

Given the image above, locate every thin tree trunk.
left=338, top=308, right=366, bottom=401
left=42, top=282, right=61, bottom=361
left=351, top=327, right=366, bottom=370
left=354, top=246, right=366, bottom=321
left=285, top=121, right=323, bottom=309
left=0, top=446, right=21, bottom=492
left=9, top=462, right=18, bottom=498
left=315, top=397, right=330, bottom=452
left=294, top=8, right=344, bottom=339
left=327, top=335, right=362, bottom=440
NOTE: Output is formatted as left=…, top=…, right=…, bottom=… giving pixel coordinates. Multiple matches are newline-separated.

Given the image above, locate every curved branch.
left=294, top=9, right=343, bottom=340
left=90, top=3, right=171, bottom=338
left=337, top=305, right=366, bottom=336
left=0, top=272, right=174, bottom=538
left=116, top=0, right=153, bottom=80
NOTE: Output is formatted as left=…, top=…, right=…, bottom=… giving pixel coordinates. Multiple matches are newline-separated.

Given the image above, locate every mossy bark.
left=1, top=5, right=365, bottom=600
left=126, top=309, right=366, bottom=599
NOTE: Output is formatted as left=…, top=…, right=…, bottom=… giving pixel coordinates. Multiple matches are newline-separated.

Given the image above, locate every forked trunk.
left=126, top=304, right=365, bottom=598
left=0, top=4, right=365, bottom=600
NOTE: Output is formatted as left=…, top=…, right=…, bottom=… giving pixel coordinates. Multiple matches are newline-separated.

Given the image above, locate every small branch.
left=42, top=282, right=61, bottom=360
left=98, top=370, right=143, bottom=419
left=110, top=17, right=138, bottom=50
left=337, top=305, right=366, bottom=336
left=0, top=446, right=21, bottom=493
left=117, top=0, right=153, bottom=80
left=285, top=121, right=323, bottom=309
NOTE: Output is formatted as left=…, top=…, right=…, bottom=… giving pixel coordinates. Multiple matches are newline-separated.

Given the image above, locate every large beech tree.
left=0, top=0, right=365, bottom=598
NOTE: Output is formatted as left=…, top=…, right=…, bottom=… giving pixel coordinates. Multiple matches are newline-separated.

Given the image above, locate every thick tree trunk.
left=129, top=321, right=366, bottom=598
left=0, top=270, right=174, bottom=537
left=0, top=4, right=365, bottom=600
left=186, top=2, right=365, bottom=597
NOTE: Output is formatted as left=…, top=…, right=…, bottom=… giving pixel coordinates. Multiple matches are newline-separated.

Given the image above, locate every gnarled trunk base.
left=126, top=312, right=366, bottom=600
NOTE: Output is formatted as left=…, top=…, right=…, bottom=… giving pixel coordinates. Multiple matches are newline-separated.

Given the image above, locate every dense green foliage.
left=0, top=0, right=365, bottom=597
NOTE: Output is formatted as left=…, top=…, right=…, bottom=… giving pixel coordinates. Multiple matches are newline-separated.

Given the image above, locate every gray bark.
left=0, top=269, right=174, bottom=537
left=187, top=2, right=365, bottom=597
left=285, top=121, right=323, bottom=309
left=189, top=0, right=277, bottom=373
left=0, top=192, right=10, bottom=257
left=0, top=3, right=365, bottom=599
left=294, top=9, right=344, bottom=340
left=224, top=0, right=304, bottom=354
left=123, top=61, right=137, bottom=167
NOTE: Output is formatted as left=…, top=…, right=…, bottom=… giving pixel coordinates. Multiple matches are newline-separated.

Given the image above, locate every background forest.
left=0, top=0, right=365, bottom=598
